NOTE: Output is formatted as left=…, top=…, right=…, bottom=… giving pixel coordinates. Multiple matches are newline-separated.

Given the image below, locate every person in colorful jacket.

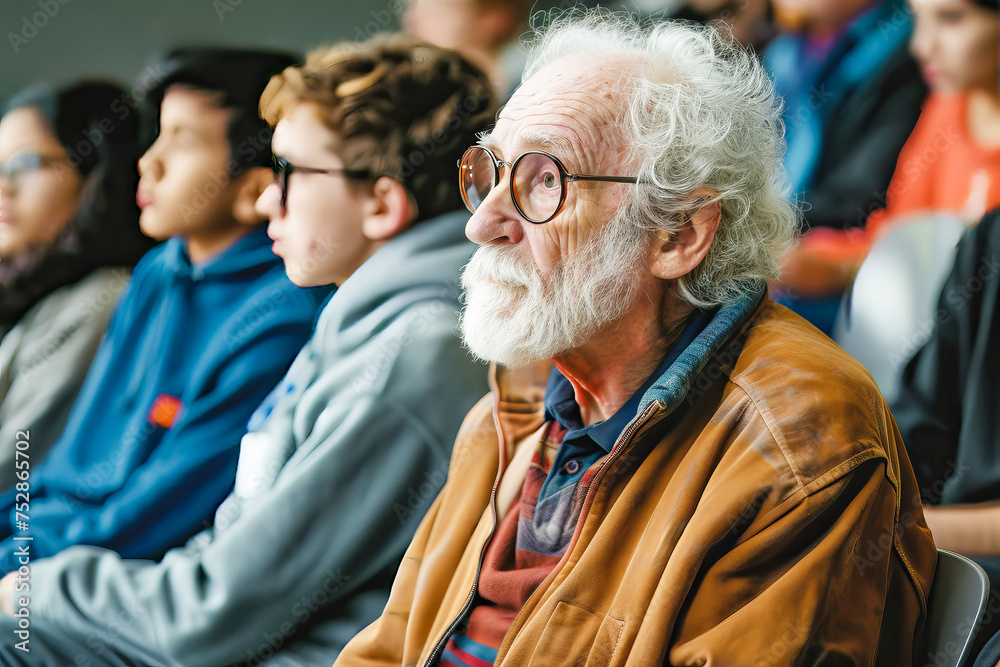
left=335, top=11, right=937, bottom=666
left=764, top=0, right=928, bottom=333
left=776, top=0, right=1000, bottom=309
left=0, top=35, right=493, bottom=666
left=892, top=207, right=1000, bottom=574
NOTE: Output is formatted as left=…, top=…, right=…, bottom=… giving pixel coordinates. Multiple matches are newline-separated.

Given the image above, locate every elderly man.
left=336, top=11, right=937, bottom=666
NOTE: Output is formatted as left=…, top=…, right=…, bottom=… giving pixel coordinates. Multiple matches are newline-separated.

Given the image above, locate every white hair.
left=522, top=9, right=796, bottom=307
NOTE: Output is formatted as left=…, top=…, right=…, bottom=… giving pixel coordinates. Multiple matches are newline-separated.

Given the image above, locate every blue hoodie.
left=0, top=228, right=329, bottom=572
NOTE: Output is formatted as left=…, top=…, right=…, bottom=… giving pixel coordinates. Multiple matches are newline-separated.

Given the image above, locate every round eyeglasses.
left=271, top=155, right=371, bottom=212
left=458, top=145, right=641, bottom=224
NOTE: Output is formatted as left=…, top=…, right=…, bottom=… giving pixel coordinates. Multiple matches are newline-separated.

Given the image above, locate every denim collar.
left=638, top=283, right=765, bottom=416
left=542, top=289, right=752, bottom=453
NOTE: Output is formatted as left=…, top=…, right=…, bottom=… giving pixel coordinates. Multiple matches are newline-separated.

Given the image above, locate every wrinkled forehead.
left=483, top=57, right=632, bottom=169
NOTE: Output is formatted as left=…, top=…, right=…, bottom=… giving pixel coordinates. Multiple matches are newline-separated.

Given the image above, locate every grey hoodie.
left=0, top=267, right=130, bottom=492
left=0, top=210, right=487, bottom=666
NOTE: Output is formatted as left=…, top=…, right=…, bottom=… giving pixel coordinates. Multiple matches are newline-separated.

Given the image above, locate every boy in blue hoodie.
left=0, top=50, right=328, bottom=573
left=0, top=35, right=493, bottom=666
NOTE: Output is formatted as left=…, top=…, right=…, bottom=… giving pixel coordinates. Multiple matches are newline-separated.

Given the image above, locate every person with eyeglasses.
left=0, top=35, right=494, bottom=666
left=0, top=82, right=155, bottom=494
left=336, top=10, right=937, bottom=666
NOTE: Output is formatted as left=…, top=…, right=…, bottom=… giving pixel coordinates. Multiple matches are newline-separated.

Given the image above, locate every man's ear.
left=648, top=188, right=721, bottom=281
left=231, top=167, right=273, bottom=226
left=361, top=176, right=416, bottom=241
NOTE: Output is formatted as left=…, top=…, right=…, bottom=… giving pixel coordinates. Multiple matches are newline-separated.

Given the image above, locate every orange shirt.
left=802, top=92, right=1000, bottom=262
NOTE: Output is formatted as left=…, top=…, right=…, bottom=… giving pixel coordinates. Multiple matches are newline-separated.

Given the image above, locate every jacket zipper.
left=422, top=391, right=512, bottom=667
left=421, top=487, right=499, bottom=667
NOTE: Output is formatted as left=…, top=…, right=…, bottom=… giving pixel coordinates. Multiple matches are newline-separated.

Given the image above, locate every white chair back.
left=833, top=215, right=968, bottom=403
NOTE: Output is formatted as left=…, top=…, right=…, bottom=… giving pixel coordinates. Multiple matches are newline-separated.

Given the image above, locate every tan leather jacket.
left=336, top=299, right=937, bottom=666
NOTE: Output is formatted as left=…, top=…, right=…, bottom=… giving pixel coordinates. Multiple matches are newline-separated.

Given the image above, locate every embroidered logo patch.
left=148, top=394, right=183, bottom=428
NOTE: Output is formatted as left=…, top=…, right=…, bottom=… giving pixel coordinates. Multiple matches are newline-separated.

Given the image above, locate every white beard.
left=459, top=216, right=647, bottom=368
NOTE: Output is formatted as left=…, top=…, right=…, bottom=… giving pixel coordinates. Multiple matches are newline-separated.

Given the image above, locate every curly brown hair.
left=259, top=33, right=497, bottom=222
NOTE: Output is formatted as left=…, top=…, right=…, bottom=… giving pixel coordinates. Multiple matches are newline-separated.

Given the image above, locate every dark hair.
left=145, top=48, right=299, bottom=172
left=259, top=33, right=497, bottom=222
left=0, top=81, right=156, bottom=326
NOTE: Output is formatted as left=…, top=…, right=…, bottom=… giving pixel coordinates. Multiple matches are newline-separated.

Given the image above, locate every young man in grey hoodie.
left=0, top=35, right=495, bottom=666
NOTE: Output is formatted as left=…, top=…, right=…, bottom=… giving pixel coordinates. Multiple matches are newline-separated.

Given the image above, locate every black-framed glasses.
left=270, top=155, right=371, bottom=211
left=0, top=150, right=69, bottom=193
left=458, top=145, right=641, bottom=224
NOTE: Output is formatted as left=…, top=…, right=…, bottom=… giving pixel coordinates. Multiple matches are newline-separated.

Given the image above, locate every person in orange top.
left=777, top=0, right=1000, bottom=302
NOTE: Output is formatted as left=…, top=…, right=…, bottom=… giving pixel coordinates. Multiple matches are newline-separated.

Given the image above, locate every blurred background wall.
left=0, top=0, right=400, bottom=104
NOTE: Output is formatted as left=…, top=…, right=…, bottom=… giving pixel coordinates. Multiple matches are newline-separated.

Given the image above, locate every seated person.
left=0, top=81, right=154, bottom=491
left=890, top=207, right=1000, bottom=666
left=765, top=0, right=928, bottom=332
left=765, top=0, right=927, bottom=232
left=0, top=49, right=327, bottom=573
left=778, top=0, right=1000, bottom=304
left=0, top=35, right=494, bottom=666
left=891, top=208, right=1000, bottom=570
left=336, top=11, right=937, bottom=665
